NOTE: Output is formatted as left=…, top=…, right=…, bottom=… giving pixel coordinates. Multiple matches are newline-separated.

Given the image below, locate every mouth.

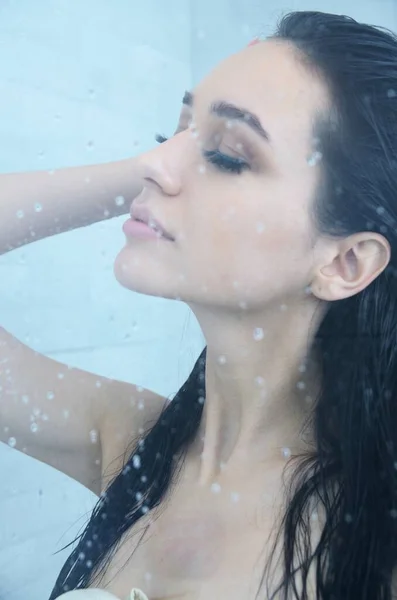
left=133, top=217, right=175, bottom=241
left=130, top=205, right=175, bottom=241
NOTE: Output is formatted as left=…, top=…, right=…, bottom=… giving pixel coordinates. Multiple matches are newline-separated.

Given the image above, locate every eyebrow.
left=182, top=90, right=271, bottom=143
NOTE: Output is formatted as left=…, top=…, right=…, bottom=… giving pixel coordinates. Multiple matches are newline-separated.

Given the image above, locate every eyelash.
left=154, top=133, right=250, bottom=175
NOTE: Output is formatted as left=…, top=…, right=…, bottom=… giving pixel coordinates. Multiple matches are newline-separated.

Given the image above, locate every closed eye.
left=155, top=134, right=250, bottom=175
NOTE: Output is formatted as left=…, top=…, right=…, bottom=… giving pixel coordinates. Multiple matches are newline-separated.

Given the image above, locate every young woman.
left=2, top=9, right=397, bottom=600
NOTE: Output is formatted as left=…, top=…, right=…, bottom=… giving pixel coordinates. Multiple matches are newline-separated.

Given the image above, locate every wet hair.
left=50, top=11, right=397, bottom=600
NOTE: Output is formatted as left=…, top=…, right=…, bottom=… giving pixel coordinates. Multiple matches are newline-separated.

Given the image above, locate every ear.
left=310, top=232, right=391, bottom=301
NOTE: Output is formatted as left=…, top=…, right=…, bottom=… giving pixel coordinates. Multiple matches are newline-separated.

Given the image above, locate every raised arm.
left=0, top=157, right=142, bottom=255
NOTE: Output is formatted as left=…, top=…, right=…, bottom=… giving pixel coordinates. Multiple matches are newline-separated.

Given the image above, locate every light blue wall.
left=0, top=1, right=396, bottom=599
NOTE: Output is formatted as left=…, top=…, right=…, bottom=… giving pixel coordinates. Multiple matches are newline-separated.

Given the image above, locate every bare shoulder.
left=97, top=378, right=168, bottom=494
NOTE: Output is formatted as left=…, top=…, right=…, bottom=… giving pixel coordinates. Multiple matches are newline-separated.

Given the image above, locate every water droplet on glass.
left=133, top=454, right=141, bottom=469
left=34, top=203, right=43, bottom=212
left=22, top=395, right=29, bottom=404
left=344, top=513, right=353, bottom=523
left=30, top=422, right=38, bottom=433
left=57, top=372, right=65, bottom=379
left=8, top=437, right=16, bottom=448
left=218, top=355, right=226, bottom=364
left=115, top=195, right=125, bottom=206
left=46, top=391, right=55, bottom=400
left=211, top=482, right=221, bottom=494
left=86, top=560, right=93, bottom=569
left=79, top=552, right=85, bottom=561
left=307, top=151, right=323, bottom=167
left=297, top=381, right=306, bottom=390
left=136, top=492, right=143, bottom=501
left=33, top=408, right=41, bottom=417
left=255, top=376, right=265, bottom=387
left=198, top=164, right=206, bottom=174
left=387, top=89, right=396, bottom=98
left=144, top=572, right=152, bottom=582
left=95, top=380, right=102, bottom=388
left=16, top=210, right=24, bottom=219
left=138, top=400, right=145, bottom=410
left=281, top=447, right=291, bottom=459
left=376, top=206, right=385, bottom=215
left=231, top=492, right=240, bottom=503
left=253, top=327, right=264, bottom=341
left=62, top=409, right=70, bottom=419
left=89, top=429, right=98, bottom=444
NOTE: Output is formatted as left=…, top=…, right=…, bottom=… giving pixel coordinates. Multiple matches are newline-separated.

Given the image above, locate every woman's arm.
left=0, top=157, right=143, bottom=255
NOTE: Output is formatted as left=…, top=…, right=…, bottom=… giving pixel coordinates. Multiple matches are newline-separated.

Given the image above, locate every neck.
left=188, top=295, right=325, bottom=485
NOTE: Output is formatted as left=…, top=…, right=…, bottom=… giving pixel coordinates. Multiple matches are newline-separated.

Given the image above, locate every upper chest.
left=92, top=464, right=284, bottom=600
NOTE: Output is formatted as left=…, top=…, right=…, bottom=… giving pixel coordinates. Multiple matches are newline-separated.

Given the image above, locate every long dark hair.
left=50, top=11, right=397, bottom=599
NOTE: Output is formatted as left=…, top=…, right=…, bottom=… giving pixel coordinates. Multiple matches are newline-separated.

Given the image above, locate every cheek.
left=184, top=188, right=313, bottom=299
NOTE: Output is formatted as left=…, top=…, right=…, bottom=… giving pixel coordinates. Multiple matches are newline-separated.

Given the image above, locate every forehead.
left=194, top=39, right=329, bottom=158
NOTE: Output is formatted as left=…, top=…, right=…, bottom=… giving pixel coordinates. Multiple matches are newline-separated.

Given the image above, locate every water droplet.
left=22, top=395, right=29, bottom=404
left=211, top=482, right=221, bottom=494
left=198, top=164, right=206, bottom=174
left=33, top=408, right=41, bottom=417
left=46, top=391, right=55, bottom=400
left=218, top=355, right=226, bottom=364
left=231, top=492, right=240, bottom=503
left=297, top=381, right=306, bottom=390
left=62, top=409, right=70, bottom=419
left=307, top=151, right=323, bottom=167
left=253, top=327, right=264, bottom=341
left=34, top=203, right=43, bottom=212
left=57, top=372, right=65, bottom=379
left=391, top=509, right=397, bottom=518
left=344, top=513, right=353, bottom=523
left=8, top=437, right=16, bottom=448
left=89, top=429, right=98, bottom=444
left=144, top=572, right=152, bottom=582
left=136, top=386, right=144, bottom=393
left=136, top=492, right=143, bottom=501
left=281, top=447, right=291, bottom=458
left=226, top=120, right=234, bottom=129
left=95, top=380, right=102, bottom=388
left=255, top=376, right=265, bottom=387
left=376, top=206, right=385, bottom=215
left=387, top=89, right=396, bottom=98
left=256, top=221, right=265, bottom=234
left=115, top=195, right=125, bottom=206
left=298, top=364, right=307, bottom=373
left=86, top=560, right=93, bottom=568
left=79, top=552, right=85, bottom=561
left=30, top=422, right=38, bottom=433
left=16, top=210, right=24, bottom=219
left=133, top=454, right=141, bottom=469
left=138, top=400, right=145, bottom=410
left=141, top=475, right=147, bottom=483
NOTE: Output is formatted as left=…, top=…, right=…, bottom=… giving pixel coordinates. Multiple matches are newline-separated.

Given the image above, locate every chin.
left=113, top=247, right=181, bottom=301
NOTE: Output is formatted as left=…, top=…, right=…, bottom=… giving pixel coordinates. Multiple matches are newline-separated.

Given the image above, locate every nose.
left=135, top=137, right=183, bottom=197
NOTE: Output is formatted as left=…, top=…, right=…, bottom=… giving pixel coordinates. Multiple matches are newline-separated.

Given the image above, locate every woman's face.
left=114, top=39, right=330, bottom=312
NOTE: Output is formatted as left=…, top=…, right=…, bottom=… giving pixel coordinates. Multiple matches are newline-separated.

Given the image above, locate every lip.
left=130, top=205, right=175, bottom=241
